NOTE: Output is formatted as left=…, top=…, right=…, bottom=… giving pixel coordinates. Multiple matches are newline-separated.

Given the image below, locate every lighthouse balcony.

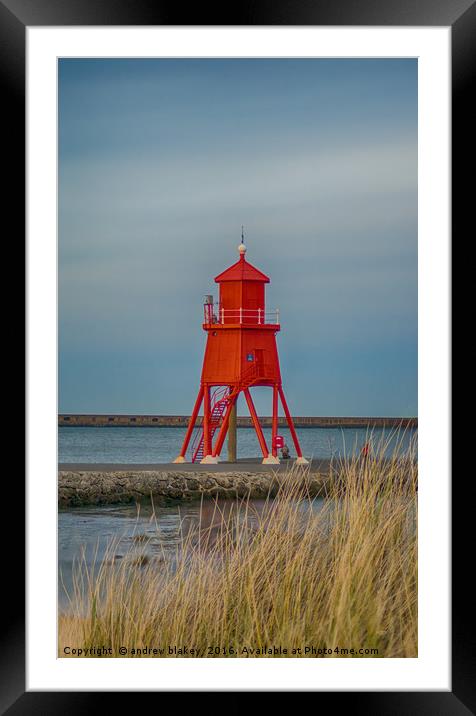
left=203, top=306, right=280, bottom=326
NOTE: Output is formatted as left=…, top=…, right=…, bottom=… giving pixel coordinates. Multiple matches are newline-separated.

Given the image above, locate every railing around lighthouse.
left=203, top=305, right=280, bottom=325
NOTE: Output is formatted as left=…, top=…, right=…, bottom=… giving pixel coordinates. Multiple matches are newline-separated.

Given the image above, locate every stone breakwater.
left=58, top=469, right=331, bottom=508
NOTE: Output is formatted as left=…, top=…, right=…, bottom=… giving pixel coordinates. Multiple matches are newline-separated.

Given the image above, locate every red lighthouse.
left=174, top=239, right=308, bottom=465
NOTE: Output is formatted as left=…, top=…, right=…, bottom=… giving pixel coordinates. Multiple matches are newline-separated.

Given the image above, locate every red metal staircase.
left=191, top=387, right=231, bottom=463
left=189, top=365, right=264, bottom=463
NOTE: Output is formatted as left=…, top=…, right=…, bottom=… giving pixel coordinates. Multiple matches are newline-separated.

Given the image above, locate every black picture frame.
left=5, top=0, right=466, bottom=710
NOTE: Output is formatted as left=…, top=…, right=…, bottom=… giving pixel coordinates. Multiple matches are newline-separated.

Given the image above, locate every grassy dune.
left=59, top=437, right=417, bottom=658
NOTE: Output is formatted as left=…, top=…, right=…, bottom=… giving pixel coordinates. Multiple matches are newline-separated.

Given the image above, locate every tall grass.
left=59, top=435, right=417, bottom=657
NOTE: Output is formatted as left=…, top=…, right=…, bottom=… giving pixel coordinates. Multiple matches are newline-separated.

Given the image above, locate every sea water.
left=58, top=497, right=326, bottom=609
left=59, top=425, right=416, bottom=464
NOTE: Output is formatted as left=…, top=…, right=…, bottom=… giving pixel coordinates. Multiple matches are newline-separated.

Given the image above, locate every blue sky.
left=59, top=58, right=417, bottom=417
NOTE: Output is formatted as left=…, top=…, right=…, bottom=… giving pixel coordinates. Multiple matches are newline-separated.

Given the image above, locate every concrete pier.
left=59, top=414, right=417, bottom=429
left=58, top=459, right=333, bottom=508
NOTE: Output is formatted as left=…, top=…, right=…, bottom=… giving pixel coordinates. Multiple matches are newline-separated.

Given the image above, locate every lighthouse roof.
left=214, top=255, right=270, bottom=283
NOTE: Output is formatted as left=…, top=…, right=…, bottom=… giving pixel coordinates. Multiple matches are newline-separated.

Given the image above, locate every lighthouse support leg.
left=173, top=385, right=204, bottom=462
left=243, top=388, right=270, bottom=461
left=212, top=392, right=238, bottom=459
left=278, top=385, right=308, bottom=464
left=272, top=385, right=279, bottom=458
left=203, top=385, right=212, bottom=458
left=227, top=399, right=237, bottom=462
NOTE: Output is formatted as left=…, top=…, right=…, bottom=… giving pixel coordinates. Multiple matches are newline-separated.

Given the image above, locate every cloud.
left=58, top=59, right=417, bottom=415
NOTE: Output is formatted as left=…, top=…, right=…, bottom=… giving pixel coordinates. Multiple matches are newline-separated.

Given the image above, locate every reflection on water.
left=58, top=497, right=325, bottom=610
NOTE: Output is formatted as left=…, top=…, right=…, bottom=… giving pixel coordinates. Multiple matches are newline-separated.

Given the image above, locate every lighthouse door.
left=255, top=349, right=265, bottom=378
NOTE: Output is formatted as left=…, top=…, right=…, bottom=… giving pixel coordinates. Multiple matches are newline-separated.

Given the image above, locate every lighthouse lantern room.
left=174, top=240, right=308, bottom=465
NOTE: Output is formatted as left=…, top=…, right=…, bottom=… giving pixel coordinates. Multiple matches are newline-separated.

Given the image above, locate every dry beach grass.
left=59, top=436, right=417, bottom=658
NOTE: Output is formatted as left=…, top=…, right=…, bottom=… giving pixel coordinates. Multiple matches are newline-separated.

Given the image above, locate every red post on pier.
left=173, top=238, right=308, bottom=465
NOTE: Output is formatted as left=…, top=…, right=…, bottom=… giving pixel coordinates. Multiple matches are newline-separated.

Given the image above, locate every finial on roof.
left=238, top=225, right=246, bottom=256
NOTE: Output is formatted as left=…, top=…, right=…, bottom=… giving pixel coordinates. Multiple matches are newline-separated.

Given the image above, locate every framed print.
left=4, top=0, right=469, bottom=709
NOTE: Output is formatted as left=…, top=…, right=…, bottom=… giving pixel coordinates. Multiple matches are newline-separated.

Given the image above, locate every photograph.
left=0, top=0, right=466, bottom=700
left=57, top=57, right=418, bottom=660
left=5, top=2, right=462, bottom=702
